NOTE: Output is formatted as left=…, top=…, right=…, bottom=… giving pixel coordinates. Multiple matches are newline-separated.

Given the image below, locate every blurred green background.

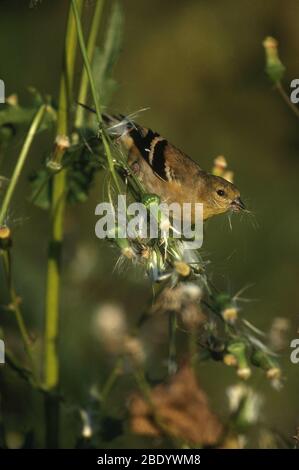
left=0, top=0, right=299, bottom=448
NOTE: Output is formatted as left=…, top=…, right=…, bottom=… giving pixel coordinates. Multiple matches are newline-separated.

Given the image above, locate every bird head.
left=202, top=175, right=245, bottom=219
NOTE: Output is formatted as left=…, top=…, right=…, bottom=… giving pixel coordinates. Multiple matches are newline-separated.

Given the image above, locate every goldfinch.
left=80, top=104, right=245, bottom=221
left=105, top=113, right=245, bottom=221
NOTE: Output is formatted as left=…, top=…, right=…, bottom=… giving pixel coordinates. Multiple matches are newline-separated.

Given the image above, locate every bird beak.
left=231, top=197, right=246, bottom=211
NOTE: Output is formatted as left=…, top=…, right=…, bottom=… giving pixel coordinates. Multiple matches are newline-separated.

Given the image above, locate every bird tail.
left=77, top=102, right=148, bottom=138
left=102, top=113, right=136, bottom=137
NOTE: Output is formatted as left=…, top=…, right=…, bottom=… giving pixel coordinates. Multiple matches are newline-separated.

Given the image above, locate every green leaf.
left=29, top=167, right=52, bottom=210
left=92, top=2, right=124, bottom=104
left=29, top=131, right=105, bottom=209
left=63, top=136, right=104, bottom=205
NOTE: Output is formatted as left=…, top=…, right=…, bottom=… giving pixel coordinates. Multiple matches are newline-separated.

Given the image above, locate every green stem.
left=0, top=105, right=46, bottom=226
left=44, top=0, right=82, bottom=392
left=5, top=349, right=33, bottom=384
left=134, top=369, right=154, bottom=405
left=75, top=0, right=105, bottom=128
left=71, top=0, right=102, bottom=123
left=276, top=82, right=299, bottom=119
left=71, top=0, right=121, bottom=193
left=44, top=172, right=66, bottom=392
left=100, top=357, right=123, bottom=406
left=43, top=0, right=83, bottom=449
left=1, top=250, right=39, bottom=384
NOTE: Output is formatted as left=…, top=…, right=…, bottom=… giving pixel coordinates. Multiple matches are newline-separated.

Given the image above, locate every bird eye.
left=216, top=189, right=226, bottom=197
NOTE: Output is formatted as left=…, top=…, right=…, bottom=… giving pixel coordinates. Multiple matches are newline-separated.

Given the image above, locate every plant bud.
left=263, top=36, right=285, bottom=83
left=110, top=227, right=135, bottom=259
left=6, top=94, right=18, bottom=106
left=215, top=292, right=231, bottom=309
left=142, top=193, right=170, bottom=235
left=222, top=307, right=238, bottom=323
left=227, top=384, right=262, bottom=426
left=266, top=367, right=281, bottom=380
left=212, top=155, right=227, bottom=176
left=122, top=246, right=135, bottom=259
left=251, top=349, right=281, bottom=380
left=237, top=367, right=252, bottom=380
left=174, top=260, right=190, bottom=277
left=123, top=335, right=146, bottom=365
left=223, top=353, right=238, bottom=367
left=80, top=409, right=93, bottom=439
left=227, top=341, right=251, bottom=380
left=47, top=135, right=70, bottom=172
left=0, top=225, right=12, bottom=249
left=92, top=303, right=127, bottom=353
left=223, top=170, right=234, bottom=183
left=268, top=317, right=289, bottom=352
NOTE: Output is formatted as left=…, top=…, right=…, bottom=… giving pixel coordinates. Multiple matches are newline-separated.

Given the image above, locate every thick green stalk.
left=43, top=0, right=83, bottom=449
left=75, top=0, right=105, bottom=128
left=44, top=173, right=66, bottom=392
left=44, top=0, right=82, bottom=391
left=0, top=105, right=46, bottom=226
left=71, top=0, right=121, bottom=193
